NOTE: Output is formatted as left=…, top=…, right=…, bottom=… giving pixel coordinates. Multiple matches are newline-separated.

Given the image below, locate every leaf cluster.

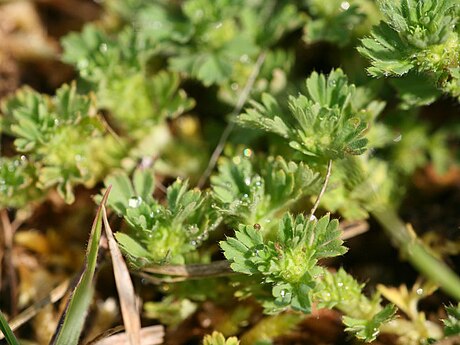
left=62, top=26, right=194, bottom=136
left=237, top=69, right=369, bottom=161
left=221, top=213, right=396, bottom=340
left=0, top=84, right=122, bottom=203
left=202, top=331, right=239, bottom=345
left=359, top=0, right=460, bottom=100
left=443, top=304, right=460, bottom=336
left=103, top=169, right=221, bottom=266
left=211, top=155, right=320, bottom=227
left=221, top=213, right=346, bottom=313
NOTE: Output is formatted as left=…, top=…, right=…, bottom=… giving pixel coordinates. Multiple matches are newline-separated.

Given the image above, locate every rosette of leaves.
left=237, top=69, right=369, bottom=161
left=221, top=212, right=347, bottom=314
left=222, top=213, right=396, bottom=341
left=211, top=154, right=320, bottom=227
left=358, top=0, right=460, bottom=100
left=103, top=169, right=221, bottom=266
left=61, top=26, right=195, bottom=136
left=0, top=83, right=121, bottom=203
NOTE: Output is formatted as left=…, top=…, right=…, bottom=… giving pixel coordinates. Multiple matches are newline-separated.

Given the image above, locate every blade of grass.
left=50, top=187, right=112, bottom=345
left=0, top=311, right=19, bottom=345
left=102, top=206, right=141, bottom=345
left=87, top=325, right=164, bottom=345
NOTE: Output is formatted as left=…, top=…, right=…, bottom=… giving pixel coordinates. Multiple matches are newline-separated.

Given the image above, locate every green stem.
left=0, top=311, right=20, bottom=345
left=372, top=206, right=460, bottom=301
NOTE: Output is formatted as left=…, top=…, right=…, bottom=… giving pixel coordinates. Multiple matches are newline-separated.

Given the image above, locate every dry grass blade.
left=89, top=325, right=164, bottom=345
left=102, top=206, right=141, bottom=345
left=50, top=187, right=111, bottom=345
left=0, top=279, right=69, bottom=339
left=340, top=220, right=369, bottom=240
left=142, top=260, right=233, bottom=277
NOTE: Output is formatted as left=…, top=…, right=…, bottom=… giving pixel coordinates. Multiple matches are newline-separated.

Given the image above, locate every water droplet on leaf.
left=128, top=196, right=142, bottom=208
left=99, top=43, right=108, bottom=53
left=243, top=148, right=253, bottom=157
left=340, top=1, right=350, bottom=10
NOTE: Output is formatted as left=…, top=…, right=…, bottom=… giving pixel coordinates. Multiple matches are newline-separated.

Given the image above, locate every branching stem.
left=308, top=159, right=332, bottom=220
left=372, top=206, right=460, bottom=301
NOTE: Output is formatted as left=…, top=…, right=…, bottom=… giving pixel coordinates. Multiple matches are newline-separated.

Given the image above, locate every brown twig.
left=0, top=279, right=70, bottom=339
left=0, top=209, right=18, bottom=316
left=340, top=220, right=369, bottom=240
left=142, top=260, right=233, bottom=278
left=86, top=325, right=165, bottom=345
left=102, top=206, right=141, bottom=345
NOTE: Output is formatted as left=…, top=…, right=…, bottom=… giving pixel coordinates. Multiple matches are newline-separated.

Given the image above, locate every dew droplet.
left=244, top=177, right=251, bottom=186
left=243, top=148, right=253, bottom=157
left=393, top=133, right=402, bottom=142
left=416, top=288, right=423, bottom=295
left=99, top=43, right=108, bottom=53
left=128, top=196, right=142, bottom=208
left=340, top=1, right=350, bottom=10
left=231, top=83, right=239, bottom=91
left=240, top=54, right=249, bottom=63
left=280, top=289, right=286, bottom=297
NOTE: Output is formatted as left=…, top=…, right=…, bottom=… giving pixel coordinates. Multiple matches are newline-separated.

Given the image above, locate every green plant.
left=358, top=0, right=460, bottom=102
left=203, top=331, right=239, bottom=345
left=102, top=169, right=221, bottom=266
left=2, top=0, right=460, bottom=344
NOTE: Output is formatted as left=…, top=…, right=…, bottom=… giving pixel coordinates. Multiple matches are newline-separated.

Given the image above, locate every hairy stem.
left=372, top=206, right=460, bottom=301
